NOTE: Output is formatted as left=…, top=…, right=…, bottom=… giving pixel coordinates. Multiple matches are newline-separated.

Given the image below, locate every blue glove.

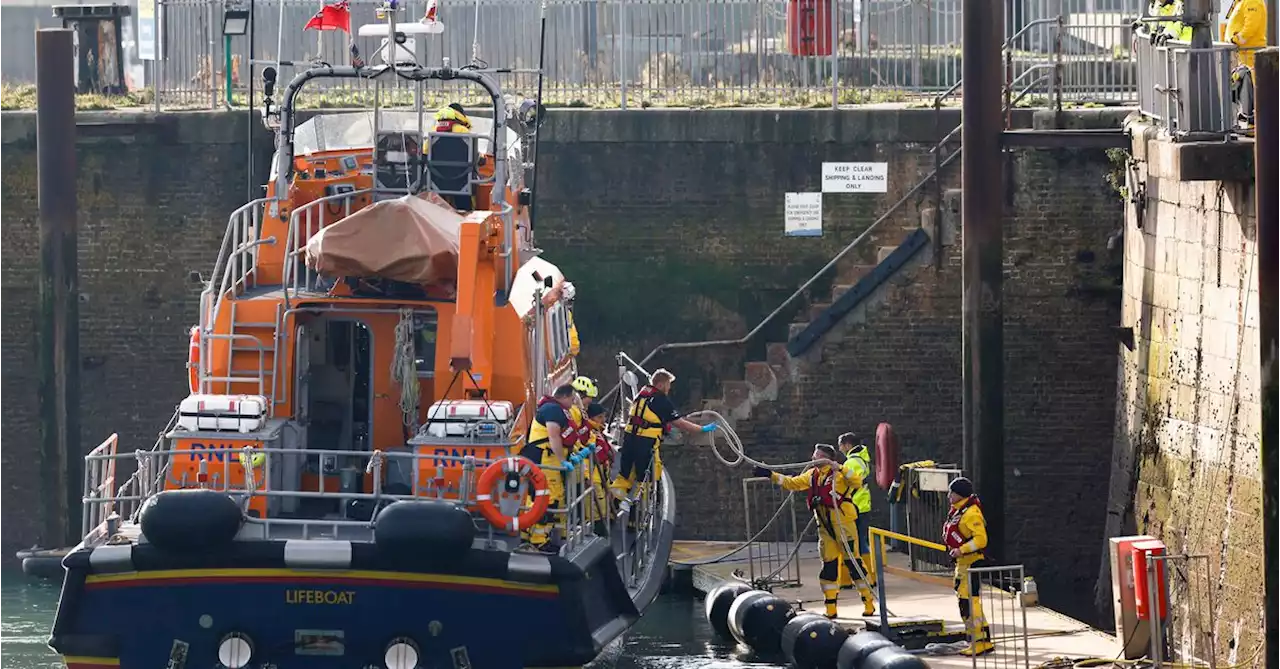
left=701, top=423, right=719, bottom=433
left=752, top=466, right=771, bottom=478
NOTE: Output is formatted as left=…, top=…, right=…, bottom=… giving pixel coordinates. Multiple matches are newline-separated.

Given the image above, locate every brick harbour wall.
left=1, top=107, right=1125, bottom=627
left=1098, top=125, right=1264, bottom=664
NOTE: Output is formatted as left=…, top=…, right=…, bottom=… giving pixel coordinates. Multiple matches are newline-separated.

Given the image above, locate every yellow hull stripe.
left=84, top=568, right=558, bottom=594
left=62, top=657, right=121, bottom=666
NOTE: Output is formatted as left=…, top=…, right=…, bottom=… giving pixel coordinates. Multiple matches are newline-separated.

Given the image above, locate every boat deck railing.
left=281, top=188, right=373, bottom=302
left=81, top=434, right=618, bottom=559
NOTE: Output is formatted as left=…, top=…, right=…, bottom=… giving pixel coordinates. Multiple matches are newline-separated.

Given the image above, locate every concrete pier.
left=670, top=540, right=1119, bottom=668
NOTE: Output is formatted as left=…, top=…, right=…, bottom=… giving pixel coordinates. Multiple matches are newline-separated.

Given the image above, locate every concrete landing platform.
left=669, top=540, right=1120, bottom=668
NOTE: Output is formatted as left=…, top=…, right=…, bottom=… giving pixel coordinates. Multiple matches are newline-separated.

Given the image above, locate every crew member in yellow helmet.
left=609, top=368, right=717, bottom=512
left=569, top=375, right=598, bottom=456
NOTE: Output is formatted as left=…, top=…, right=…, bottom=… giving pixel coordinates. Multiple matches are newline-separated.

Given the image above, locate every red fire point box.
left=1130, top=539, right=1168, bottom=620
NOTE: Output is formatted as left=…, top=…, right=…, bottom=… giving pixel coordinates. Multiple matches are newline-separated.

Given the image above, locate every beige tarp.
left=304, top=193, right=463, bottom=285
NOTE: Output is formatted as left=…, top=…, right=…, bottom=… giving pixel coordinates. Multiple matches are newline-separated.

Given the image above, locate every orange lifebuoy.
left=476, top=456, right=551, bottom=533
left=187, top=326, right=201, bottom=394
left=874, top=422, right=899, bottom=490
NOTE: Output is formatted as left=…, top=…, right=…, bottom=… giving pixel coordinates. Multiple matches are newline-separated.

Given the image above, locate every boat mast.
left=528, top=0, right=547, bottom=233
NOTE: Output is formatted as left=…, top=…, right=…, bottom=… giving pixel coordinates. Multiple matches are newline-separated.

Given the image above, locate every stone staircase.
left=694, top=193, right=957, bottom=428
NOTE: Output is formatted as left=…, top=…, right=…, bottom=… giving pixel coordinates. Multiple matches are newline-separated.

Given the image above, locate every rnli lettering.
left=432, top=447, right=496, bottom=467
left=285, top=589, right=356, bottom=605
left=187, top=442, right=244, bottom=462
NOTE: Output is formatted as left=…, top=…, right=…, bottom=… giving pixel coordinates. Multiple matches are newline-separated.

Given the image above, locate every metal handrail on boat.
left=281, top=188, right=373, bottom=303
left=80, top=439, right=607, bottom=556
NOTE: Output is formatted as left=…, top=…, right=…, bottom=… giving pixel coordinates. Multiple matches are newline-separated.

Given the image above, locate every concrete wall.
left=0, top=107, right=1125, bottom=625
left=1099, top=125, right=1263, bottom=663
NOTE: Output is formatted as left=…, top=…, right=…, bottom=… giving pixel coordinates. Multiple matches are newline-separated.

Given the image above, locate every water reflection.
left=0, top=572, right=769, bottom=669
left=1, top=572, right=62, bottom=669
left=587, top=594, right=778, bottom=669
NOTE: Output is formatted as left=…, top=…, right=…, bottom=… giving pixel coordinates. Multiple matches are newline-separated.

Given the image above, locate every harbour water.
left=0, top=572, right=770, bottom=669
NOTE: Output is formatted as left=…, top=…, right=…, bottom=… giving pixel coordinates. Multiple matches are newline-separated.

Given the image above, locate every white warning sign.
left=784, top=192, right=823, bottom=237
left=821, top=162, right=889, bottom=193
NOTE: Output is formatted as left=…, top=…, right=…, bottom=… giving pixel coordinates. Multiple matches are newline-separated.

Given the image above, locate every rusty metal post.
left=962, top=0, right=1004, bottom=561
left=37, top=28, right=82, bottom=547
left=1253, top=47, right=1278, bottom=669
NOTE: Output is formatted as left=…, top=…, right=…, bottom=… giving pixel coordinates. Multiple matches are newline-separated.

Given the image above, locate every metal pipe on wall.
left=961, top=0, right=1005, bottom=561
left=1252, top=46, right=1277, bottom=669
left=36, top=28, right=83, bottom=547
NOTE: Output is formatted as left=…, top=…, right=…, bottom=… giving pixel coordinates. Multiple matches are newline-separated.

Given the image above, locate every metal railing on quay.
left=2, top=0, right=1145, bottom=109
left=868, top=527, right=1031, bottom=667
left=902, top=465, right=961, bottom=574
left=1134, top=29, right=1238, bottom=138
left=741, top=476, right=807, bottom=589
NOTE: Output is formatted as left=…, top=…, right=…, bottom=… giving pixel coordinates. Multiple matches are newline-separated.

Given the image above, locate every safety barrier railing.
left=81, top=434, right=121, bottom=540
left=1138, top=552, right=1218, bottom=666
left=1134, top=31, right=1236, bottom=137
left=79, top=437, right=606, bottom=557
left=741, top=476, right=807, bottom=589
left=282, top=188, right=372, bottom=302
left=902, top=465, right=962, bottom=574
left=868, top=527, right=1031, bottom=666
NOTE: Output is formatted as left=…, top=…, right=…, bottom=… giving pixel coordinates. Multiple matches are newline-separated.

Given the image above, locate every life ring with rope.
left=475, top=456, right=551, bottom=533
left=187, top=326, right=201, bottom=394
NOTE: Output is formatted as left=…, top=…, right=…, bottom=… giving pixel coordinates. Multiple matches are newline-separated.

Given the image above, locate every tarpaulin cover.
left=304, top=193, right=463, bottom=285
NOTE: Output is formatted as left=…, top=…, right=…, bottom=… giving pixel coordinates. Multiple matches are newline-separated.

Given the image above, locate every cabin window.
left=546, top=303, right=571, bottom=361
left=413, top=310, right=438, bottom=378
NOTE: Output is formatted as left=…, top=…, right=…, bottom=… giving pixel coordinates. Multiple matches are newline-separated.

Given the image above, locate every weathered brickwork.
left=1100, top=128, right=1263, bottom=664
left=1, top=109, right=1124, bottom=627
left=0, top=112, right=265, bottom=561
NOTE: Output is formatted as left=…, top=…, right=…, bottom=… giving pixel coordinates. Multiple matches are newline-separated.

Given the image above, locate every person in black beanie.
left=941, top=476, right=993, bottom=656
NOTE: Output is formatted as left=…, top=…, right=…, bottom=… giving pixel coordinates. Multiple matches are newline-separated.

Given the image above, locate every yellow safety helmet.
left=571, top=376, right=598, bottom=398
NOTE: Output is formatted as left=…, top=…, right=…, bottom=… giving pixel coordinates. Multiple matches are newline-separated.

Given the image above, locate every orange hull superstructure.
left=171, top=104, right=572, bottom=511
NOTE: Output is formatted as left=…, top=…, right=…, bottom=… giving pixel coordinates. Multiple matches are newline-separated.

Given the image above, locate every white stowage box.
left=421, top=400, right=514, bottom=438
left=177, top=394, right=269, bottom=433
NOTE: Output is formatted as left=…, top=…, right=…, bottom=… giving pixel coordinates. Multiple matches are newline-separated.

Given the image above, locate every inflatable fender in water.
left=874, top=423, right=900, bottom=490
left=781, top=613, right=848, bottom=669
left=727, top=590, right=795, bottom=655
left=140, top=489, right=243, bottom=554
left=704, top=582, right=753, bottom=642
left=836, top=631, right=897, bottom=669
left=374, top=500, right=476, bottom=562
left=861, top=645, right=929, bottom=669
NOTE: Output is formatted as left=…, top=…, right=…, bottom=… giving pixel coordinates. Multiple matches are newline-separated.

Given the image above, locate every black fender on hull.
left=373, top=500, right=476, bottom=565
left=139, top=490, right=243, bottom=554
left=704, top=581, right=753, bottom=641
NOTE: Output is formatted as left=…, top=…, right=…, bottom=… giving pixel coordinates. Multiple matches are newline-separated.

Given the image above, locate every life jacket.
left=528, top=396, right=578, bottom=450
left=942, top=495, right=982, bottom=550
left=434, top=106, right=473, bottom=133
left=624, top=386, right=666, bottom=439
left=806, top=467, right=849, bottom=511
left=568, top=405, right=591, bottom=452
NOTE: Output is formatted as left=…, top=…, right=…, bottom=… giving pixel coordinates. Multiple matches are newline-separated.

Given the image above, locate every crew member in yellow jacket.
left=836, top=433, right=875, bottom=588
left=942, top=476, right=994, bottom=657
left=1223, top=0, right=1268, bottom=125
left=753, top=444, right=876, bottom=619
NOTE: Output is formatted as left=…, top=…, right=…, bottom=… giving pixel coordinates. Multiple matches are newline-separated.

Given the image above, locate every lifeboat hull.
left=50, top=538, right=638, bottom=669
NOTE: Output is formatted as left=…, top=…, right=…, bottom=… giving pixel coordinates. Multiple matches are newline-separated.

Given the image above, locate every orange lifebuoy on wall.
left=874, top=422, right=900, bottom=490
left=476, top=456, right=551, bottom=532
left=187, top=326, right=201, bottom=394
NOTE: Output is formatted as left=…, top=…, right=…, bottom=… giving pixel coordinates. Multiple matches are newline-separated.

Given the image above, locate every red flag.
left=304, top=0, right=351, bottom=33
left=423, top=0, right=438, bottom=22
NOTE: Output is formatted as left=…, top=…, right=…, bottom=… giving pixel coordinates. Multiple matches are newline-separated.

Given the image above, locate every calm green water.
left=0, top=572, right=770, bottom=669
